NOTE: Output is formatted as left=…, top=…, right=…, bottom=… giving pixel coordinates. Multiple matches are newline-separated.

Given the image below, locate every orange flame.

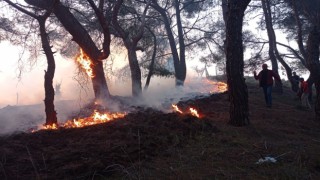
left=205, top=80, right=228, bottom=93
left=44, top=123, right=59, bottom=130
left=76, top=49, right=94, bottom=78
left=64, top=110, right=126, bottom=128
left=172, top=104, right=201, bottom=118
left=172, top=104, right=183, bottom=114
left=189, top=108, right=200, bottom=118
left=36, top=110, right=126, bottom=131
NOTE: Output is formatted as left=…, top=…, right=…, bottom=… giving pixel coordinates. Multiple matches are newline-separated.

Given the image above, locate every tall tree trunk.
left=262, top=0, right=283, bottom=93
left=151, top=1, right=186, bottom=86
left=39, top=18, right=57, bottom=125
left=91, top=61, right=110, bottom=101
left=225, top=0, right=251, bottom=126
left=305, top=27, right=320, bottom=120
left=144, top=28, right=157, bottom=90
left=4, top=0, right=59, bottom=126
left=222, top=0, right=228, bottom=24
left=127, top=47, right=142, bottom=96
left=175, top=0, right=187, bottom=85
left=274, top=49, right=296, bottom=92
left=112, top=0, right=148, bottom=97
left=26, top=0, right=111, bottom=101
left=292, top=0, right=307, bottom=62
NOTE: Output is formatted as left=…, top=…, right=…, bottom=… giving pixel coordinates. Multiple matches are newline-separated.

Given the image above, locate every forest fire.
left=63, top=110, right=126, bottom=128
left=172, top=104, right=183, bottom=114
left=43, top=123, right=59, bottom=130
left=76, top=49, right=94, bottom=78
left=34, top=110, right=126, bottom=131
left=206, top=80, right=228, bottom=93
left=172, top=104, right=201, bottom=118
left=189, top=108, right=200, bottom=118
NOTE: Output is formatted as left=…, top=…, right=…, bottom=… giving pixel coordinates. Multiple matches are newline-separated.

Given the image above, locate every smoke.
left=0, top=45, right=222, bottom=134
left=0, top=72, right=221, bottom=135
left=104, top=74, right=221, bottom=113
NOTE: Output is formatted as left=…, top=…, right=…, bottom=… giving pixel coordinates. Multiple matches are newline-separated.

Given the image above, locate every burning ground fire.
left=38, top=105, right=200, bottom=132
left=205, top=80, right=228, bottom=93
left=76, top=48, right=94, bottom=78
left=37, top=110, right=126, bottom=131
left=172, top=104, right=201, bottom=118
left=32, top=75, right=225, bottom=131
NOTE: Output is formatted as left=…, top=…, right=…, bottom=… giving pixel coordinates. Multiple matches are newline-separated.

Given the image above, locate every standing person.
left=292, top=72, right=300, bottom=93
left=253, top=64, right=282, bottom=108
left=300, top=78, right=312, bottom=109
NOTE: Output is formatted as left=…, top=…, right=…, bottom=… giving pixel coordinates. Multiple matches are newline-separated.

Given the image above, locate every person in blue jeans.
left=253, top=64, right=282, bottom=108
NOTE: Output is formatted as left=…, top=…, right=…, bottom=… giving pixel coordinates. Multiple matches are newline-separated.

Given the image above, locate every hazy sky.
left=0, top=40, right=211, bottom=108
left=0, top=41, right=86, bottom=108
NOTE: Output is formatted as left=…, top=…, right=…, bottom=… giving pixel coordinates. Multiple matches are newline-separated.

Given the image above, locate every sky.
left=0, top=41, right=81, bottom=108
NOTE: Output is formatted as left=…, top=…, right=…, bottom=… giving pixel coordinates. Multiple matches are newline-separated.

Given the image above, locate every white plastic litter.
left=255, top=156, right=277, bottom=164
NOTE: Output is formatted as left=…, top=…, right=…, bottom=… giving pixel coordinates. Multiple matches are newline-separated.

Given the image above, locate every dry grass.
left=0, top=80, right=320, bottom=179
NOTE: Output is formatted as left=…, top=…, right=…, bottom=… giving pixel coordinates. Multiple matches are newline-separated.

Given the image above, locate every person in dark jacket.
left=253, top=64, right=282, bottom=108
left=292, top=72, right=300, bottom=93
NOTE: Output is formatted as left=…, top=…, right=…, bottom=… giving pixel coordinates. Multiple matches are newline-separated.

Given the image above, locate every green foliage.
left=182, top=0, right=215, bottom=18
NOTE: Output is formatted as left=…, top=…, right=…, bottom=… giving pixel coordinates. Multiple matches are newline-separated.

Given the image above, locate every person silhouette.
left=253, top=64, right=282, bottom=108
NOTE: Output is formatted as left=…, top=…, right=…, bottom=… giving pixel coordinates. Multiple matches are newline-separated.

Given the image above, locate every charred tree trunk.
left=262, top=0, right=283, bottom=93
left=127, top=48, right=142, bottom=96
left=91, top=61, right=110, bottom=100
left=225, top=0, right=251, bottom=126
left=144, top=28, right=157, bottom=90
left=53, top=3, right=110, bottom=101
left=3, top=0, right=58, bottom=125
left=26, top=0, right=111, bottom=101
left=175, top=0, right=187, bottom=85
left=39, top=18, right=57, bottom=125
left=305, top=27, right=320, bottom=120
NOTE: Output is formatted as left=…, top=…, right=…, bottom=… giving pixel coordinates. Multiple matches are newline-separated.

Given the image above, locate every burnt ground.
left=1, top=81, right=320, bottom=179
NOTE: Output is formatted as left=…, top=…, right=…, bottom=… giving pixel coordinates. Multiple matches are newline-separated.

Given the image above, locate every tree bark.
left=150, top=0, right=186, bottom=86
left=305, top=27, right=320, bottom=120
left=144, top=28, right=157, bottom=90
left=26, top=0, right=111, bottom=101
left=225, top=0, right=251, bottom=126
left=39, top=18, right=58, bottom=125
left=222, top=0, right=228, bottom=24
left=112, top=0, right=148, bottom=97
left=175, top=0, right=187, bottom=85
left=127, top=48, right=142, bottom=96
left=3, top=0, right=58, bottom=125
left=292, top=0, right=307, bottom=62
left=262, top=0, right=283, bottom=93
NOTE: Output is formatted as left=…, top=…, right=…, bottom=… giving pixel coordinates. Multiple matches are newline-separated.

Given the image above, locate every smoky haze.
left=0, top=70, right=221, bottom=135
left=0, top=42, right=221, bottom=134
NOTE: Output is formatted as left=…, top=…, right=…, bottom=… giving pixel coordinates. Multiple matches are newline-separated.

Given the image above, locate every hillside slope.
left=0, top=81, right=319, bottom=179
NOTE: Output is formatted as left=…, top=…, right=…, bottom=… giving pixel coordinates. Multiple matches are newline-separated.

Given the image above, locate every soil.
left=0, top=81, right=320, bottom=179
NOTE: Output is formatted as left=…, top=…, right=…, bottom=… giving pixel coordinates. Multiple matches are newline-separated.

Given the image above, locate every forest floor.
left=1, top=77, right=320, bottom=179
